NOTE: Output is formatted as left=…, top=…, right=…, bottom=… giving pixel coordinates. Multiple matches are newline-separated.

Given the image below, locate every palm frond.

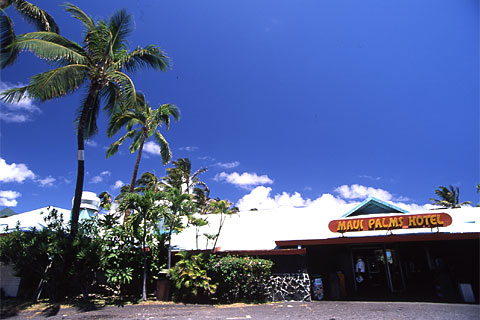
left=100, top=82, right=122, bottom=117
left=108, top=8, right=133, bottom=53
left=156, top=104, right=180, bottom=130
left=26, top=64, right=88, bottom=101
left=15, top=0, right=59, bottom=33
left=106, top=129, right=137, bottom=158
left=154, top=131, right=172, bottom=165
left=114, top=45, right=170, bottom=73
left=84, top=21, right=111, bottom=61
left=0, top=9, right=18, bottom=68
left=0, top=85, right=28, bottom=103
left=128, top=131, right=143, bottom=153
left=108, top=70, right=136, bottom=106
left=63, top=3, right=95, bottom=31
left=75, top=91, right=100, bottom=139
left=107, top=110, right=137, bottom=137
left=11, top=32, right=87, bottom=64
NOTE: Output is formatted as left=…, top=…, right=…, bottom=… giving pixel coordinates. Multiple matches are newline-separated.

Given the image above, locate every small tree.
left=208, top=199, right=239, bottom=251
left=119, top=190, right=166, bottom=301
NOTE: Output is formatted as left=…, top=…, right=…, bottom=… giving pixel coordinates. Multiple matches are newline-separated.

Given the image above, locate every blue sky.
left=0, top=0, right=478, bottom=214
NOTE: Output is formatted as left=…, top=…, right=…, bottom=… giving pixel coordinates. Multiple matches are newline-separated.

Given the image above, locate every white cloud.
left=215, top=161, right=240, bottom=169
left=235, top=185, right=432, bottom=215
left=0, top=190, right=21, bottom=207
left=112, top=180, right=124, bottom=189
left=214, top=172, right=273, bottom=189
left=0, top=112, right=31, bottom=123
left=0, top=81, right=41, bottom=123
left=90, top=170, right=111, bottom=184
left=335, top=184, right=393, bottom=201
left=37, top=176, right=55, bottom=187
left=85, top=140, right=98, bottom=147
left=90, top=176, right=103, bottom=184
left=179, top=146, right=198, bottom=152
left=236, top=186, right=348, bottom=212
left=0, top=158, right=35, bottom=183
left=358, top=175, right=381, bottom=181
left=198, top=156, right=216, bottom=161
left=144, top=141, right=161, bottom=156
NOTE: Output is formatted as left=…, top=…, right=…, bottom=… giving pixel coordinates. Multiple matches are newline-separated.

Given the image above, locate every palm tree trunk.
left=123, top=139, right=145, bottom=224
left=129, top=138, right=145, bottom=193
left=142, top=217, right=147, bottom=301
left=71, top=83, right=101, bottom=237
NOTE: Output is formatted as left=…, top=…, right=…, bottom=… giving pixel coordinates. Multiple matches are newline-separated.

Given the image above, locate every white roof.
left=0, top=206, right=71, bottom=232
left=170, top=206, right=480, bottom=252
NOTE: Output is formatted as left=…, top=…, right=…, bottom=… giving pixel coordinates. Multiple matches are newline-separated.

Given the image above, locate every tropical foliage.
left=0, top=4, right=169, bottom=236
left=208, top=255, right=273, bottom=303
left=430, top=185, right=471, bottom=209
left=162, top=158, right=208, bottom=194
left=106, top=92, right=180, bottom=192
left=169, top=251, right=216, bottom=302
left=0, top=0, right=59, bottom=68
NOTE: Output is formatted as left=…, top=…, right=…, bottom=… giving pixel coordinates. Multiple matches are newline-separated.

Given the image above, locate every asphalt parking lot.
left=2, top=300, right=479, bottom=320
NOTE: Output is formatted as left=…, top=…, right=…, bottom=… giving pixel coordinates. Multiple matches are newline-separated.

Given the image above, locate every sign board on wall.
left=328, top=213, right=452, bottom=233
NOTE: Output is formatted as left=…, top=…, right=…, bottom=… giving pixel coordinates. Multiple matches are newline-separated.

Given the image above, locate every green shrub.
left=208, top=255, right=273, bottom=303
left=169, top=251, right=216, bottom=302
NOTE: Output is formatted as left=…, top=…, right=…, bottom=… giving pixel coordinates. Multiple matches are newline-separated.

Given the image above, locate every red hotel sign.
left=328, top=213, right=452, bottom=233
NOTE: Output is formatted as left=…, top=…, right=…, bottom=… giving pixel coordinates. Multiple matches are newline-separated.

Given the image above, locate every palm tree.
left=163, top=158, right=208, bottom=195
left=98, top=191, right=112, bottom=211
left=1, top=4, right=169, bottom=236
left=0, top=0, right=59, bottom=68
left=136, top=171, right=163, bottom=193
left=106, top=92, right=180, bottom=198
left=430, top=185, right=471, bottom=209
left=209, top=199, right=239, bottom=250
left=162, top=187, right=192, bottom=268
left=119, top=190, right=165, bottom=301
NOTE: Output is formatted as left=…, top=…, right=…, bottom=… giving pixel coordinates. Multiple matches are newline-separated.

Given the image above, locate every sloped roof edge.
left=342, top=196, right=408, bottom=217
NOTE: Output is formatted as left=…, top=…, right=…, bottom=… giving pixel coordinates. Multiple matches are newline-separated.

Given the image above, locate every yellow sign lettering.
left=408, top=215, right=417, bottom=227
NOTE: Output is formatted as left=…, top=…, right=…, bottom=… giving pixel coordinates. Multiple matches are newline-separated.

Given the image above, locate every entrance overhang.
left=275, top=232, right=480, bottom=247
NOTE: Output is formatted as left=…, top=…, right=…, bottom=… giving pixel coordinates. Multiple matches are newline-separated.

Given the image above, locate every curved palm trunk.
left=71, top=84, right=101, bottom=237
left=129, top=138, right=145, bottom=193
left=123, top=138, right=145, bottom=224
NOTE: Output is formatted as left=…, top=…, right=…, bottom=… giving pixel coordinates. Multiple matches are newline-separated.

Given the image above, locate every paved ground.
left=2, top=301, right=479, bottom=320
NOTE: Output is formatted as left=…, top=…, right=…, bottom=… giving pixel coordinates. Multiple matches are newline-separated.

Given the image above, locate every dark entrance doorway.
left=352, top=246, right=405, bottom=296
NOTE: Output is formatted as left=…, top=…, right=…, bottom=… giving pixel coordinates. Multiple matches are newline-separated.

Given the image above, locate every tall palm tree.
left=1, top=4, right=169, bottom=236
left=0, top=0, right=59, bottom=68
left=430, top=185, right=471, bottom=209
left=119, top=190, right=165, bottom=301
left=106, top=92, right=180, bottom=198
left=163, top=158, right=208, bottom=195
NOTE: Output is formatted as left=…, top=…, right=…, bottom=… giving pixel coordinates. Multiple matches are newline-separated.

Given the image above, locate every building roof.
left=170, top=206, right=480, bottom=252
left=342, top=197, right=408, bottom=217
left=0, top=206, right=71, bottom=232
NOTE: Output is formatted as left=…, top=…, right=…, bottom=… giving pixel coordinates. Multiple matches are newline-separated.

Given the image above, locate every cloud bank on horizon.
left=235, top=184, right=434, bottom=214
left=0, top=158, right=438, bottom=213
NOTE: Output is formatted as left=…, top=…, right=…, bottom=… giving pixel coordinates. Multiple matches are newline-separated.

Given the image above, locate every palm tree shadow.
left=0, top=300, right=34, bottom=319
left=74, top=300, right=103, bottom=312
left=41, top=304, right=60, bottom=317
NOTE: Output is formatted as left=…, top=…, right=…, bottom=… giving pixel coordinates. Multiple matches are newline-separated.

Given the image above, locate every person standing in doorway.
left=356, top=256, right=366, bottom=285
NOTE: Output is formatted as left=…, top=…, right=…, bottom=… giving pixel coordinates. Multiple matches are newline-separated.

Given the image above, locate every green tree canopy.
left=430, top=185, right=471, bottom=209
left=1, top=4, right=170, bottom=236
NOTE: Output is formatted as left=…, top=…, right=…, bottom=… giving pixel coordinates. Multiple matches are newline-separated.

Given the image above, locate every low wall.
left=0, top=262, right=21, bottom=297
left=267, top=273, right=311, bottom=302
